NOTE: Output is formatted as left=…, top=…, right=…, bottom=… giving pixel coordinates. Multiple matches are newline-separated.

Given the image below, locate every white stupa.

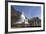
left=15, top=12, right=29, bottom=24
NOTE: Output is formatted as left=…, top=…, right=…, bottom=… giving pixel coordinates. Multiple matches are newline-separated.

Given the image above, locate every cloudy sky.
left=12, top=5, right=41, bottom=19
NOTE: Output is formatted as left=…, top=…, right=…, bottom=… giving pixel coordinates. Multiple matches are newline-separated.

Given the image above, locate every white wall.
left=0, top=0, right=46, bottom=34
left=0, top=0, right=5, bottom=34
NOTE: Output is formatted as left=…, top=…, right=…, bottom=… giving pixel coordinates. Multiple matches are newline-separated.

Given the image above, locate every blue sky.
left=12, top=5, right=41, bottom=19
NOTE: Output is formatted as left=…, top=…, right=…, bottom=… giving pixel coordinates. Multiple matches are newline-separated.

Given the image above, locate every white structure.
left=15, top=12, right=29, bottom=24
left=25, top=19, right=29, bottom=24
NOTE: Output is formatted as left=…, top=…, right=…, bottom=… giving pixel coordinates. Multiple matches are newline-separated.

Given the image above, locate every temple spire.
left=15, top=11, right=29, bottom=24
